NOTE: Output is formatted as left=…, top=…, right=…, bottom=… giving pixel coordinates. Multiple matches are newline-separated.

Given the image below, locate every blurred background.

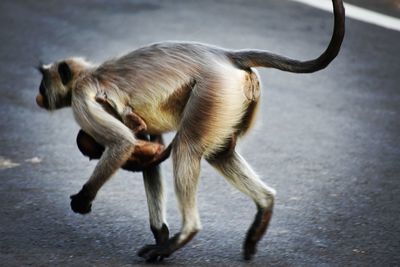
left=0, top=0, right=399, bottom=266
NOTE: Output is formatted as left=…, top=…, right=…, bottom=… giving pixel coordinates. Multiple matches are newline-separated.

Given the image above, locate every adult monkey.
left=35, top=0, right=344, bottom=262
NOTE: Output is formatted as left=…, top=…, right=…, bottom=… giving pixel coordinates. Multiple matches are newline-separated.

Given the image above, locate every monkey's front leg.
left=144, top=164, right=169, bottom=245
left=142, top=135, right=169, bottom=245
left=71, top=96, right=136, bottom=214
left=70, top=142, right=134, bottom=214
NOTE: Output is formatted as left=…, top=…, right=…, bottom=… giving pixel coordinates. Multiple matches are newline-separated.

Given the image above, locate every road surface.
left=0, top=0, right=399, bottom=266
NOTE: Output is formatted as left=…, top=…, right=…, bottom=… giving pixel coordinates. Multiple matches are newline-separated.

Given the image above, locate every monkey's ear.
left=58, top=61, right=72, bottom=85
left=35, top=60, right=45, bottom=74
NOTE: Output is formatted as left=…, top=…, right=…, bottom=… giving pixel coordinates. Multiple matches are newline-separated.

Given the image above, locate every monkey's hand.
left=70, top=186, right=94, bottom=214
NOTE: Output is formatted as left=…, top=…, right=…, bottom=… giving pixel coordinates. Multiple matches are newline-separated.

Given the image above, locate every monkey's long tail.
left=227, top=0, right=345, bottom=73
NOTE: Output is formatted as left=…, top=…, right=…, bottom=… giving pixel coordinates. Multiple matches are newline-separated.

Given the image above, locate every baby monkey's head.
left=36, top=57, right=91, bottom=110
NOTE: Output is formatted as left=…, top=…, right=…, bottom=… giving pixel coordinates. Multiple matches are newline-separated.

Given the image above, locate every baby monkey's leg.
left=95, top=92, right=147, bottom=133
left=122, top=107, right=147, bottom=133
left=95, top=92, right=121, bottom=120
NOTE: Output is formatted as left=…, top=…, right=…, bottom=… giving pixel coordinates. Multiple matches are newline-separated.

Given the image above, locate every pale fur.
left=37, top=41, right=266, bottom=244
left=143, top=161, right=167, bottom=230
left=36, top=0, right=344, bottom=256
left=37, top=42, right=270, bottom=257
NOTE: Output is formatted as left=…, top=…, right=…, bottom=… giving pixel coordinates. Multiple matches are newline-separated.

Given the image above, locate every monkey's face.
left=36, top=61, right=74, bottom=111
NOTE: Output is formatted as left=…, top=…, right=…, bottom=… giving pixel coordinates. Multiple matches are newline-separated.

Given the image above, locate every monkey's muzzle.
left=36, top=94, right=45, bottom=108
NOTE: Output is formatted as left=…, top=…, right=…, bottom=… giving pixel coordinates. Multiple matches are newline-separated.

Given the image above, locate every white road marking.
left=25, top=157, right=43, bottom=164
left=0, top=156, right=20, bottom=170
left=290, top=0, right=400, bottom=32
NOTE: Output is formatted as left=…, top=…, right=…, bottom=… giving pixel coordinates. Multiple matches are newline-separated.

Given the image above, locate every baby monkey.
left=76, top=92, right=171, bottom=172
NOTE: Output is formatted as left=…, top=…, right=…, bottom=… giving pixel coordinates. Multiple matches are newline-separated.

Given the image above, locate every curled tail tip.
left=228, top=0, right=345, bottom=73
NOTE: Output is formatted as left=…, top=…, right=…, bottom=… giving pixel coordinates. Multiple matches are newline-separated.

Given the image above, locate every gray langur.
left=35, top=0, right=344, bottom=261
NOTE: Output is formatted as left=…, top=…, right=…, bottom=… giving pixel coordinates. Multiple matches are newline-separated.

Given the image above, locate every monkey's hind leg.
left=138, top=138, right=202, bottom=262
left=207, top=151, right=275, bottom=260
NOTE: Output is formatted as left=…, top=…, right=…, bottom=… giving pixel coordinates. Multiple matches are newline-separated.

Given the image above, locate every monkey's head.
left=36, top=57, right=91, bottom=110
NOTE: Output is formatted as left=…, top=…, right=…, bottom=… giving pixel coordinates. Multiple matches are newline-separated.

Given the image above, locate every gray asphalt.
left=1, top=0, right=399, bottom=266
left=345, top=0, right=400, bottom=18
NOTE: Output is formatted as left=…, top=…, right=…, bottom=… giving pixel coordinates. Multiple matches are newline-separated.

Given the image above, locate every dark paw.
left=137, top=244, right=170, bottom=262
left=70, top=189, right=93, bottom=214
left=243, top=240, right=257, bottom=260
left=137, top=233, right=180, bottom=262
left=243, top=208, right=273, bottom=260
left=151, top=223, right=170, bottom=245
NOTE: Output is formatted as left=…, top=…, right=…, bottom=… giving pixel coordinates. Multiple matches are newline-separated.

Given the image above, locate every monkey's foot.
left=151, top=223, right=170, bottom=245
left=137, top=231, right=197, bottom=262
left=70, top=186, right=94, bottom=214
left=243, top=207, right=273, bottom=260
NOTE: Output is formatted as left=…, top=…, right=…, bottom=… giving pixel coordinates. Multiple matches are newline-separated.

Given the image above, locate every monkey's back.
left=92, top=42, right=243, bottom=135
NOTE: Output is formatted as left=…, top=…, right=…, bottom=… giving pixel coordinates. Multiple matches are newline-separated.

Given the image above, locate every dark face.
left=36, top=66, right=50, bottom=109
left=35, top=61, right=73, bottom=110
